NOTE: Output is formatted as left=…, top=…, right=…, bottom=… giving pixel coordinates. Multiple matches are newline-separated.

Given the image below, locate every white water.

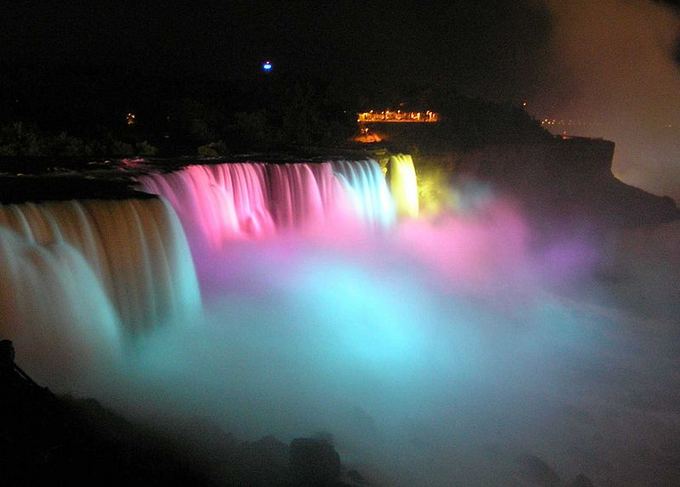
left=0, top=198, right=200, bottom=336
left=1, top=158, right=678, bottom=486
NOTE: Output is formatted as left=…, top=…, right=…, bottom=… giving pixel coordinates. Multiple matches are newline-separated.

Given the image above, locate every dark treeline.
left=0, top=63, right=548, bottom=157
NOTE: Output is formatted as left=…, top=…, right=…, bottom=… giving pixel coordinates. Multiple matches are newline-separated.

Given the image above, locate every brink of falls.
left=137, top=159, right=399, bottom=252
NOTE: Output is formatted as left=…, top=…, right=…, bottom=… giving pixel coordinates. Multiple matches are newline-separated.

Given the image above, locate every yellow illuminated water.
left=387, top=154, right=419, bottom=218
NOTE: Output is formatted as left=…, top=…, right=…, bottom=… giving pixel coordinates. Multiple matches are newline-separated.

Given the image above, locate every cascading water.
left=268, top=163, right=344, bottom=231
left=0, top=227, right=121, bottom=383
left=1, top=153, right=676, bottom=486
left=387, top=154, right=419, bottom=218
left=332, top=160, right=396, bottom=228
left=0, top=198, right=200, bottom=335
left=1, top=158, right=407, bottom=347
left=137, top=159, right=397, bottom=251
left=0, top=157, right=409, bottom=350
left=138, top=164, right=276, bottom=251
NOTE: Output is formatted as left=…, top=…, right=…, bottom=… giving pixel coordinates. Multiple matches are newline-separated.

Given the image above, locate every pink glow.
left=138, top=161, right=395, bottom=254
left=139, top=164, right=276, bottom=251
left=396, top=201, right=531, bottom=291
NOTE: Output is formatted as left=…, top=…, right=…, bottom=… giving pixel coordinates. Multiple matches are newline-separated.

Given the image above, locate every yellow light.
left=355, top=110, right=439, bottom=124
left=387, top=154, right=419, bottom=218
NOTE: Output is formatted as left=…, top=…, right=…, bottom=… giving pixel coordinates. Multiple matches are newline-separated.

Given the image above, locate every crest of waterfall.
left=138, top=160, right=397, bottom=250
left=0, top=198, right=200, bottom=335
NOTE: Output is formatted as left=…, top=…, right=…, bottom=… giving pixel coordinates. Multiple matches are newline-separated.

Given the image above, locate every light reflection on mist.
left=533, top=0, right=680, bottom=202
left=86, top=196, right=680, bottom=486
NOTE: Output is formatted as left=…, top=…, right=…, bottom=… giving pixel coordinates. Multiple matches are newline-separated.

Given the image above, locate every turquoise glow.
left=3, top=157, right=677, bottom=486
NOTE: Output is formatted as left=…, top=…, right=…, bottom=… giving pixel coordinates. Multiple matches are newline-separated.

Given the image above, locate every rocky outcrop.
left=0, top=341, right=368, bottom=486
left=418, top=136, right=680, bottom=231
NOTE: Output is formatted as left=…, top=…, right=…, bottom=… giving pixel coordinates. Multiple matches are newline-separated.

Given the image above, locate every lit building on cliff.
left=357, top=110, right=439, bottom=123
left=354, top=109, right=440, bottom=143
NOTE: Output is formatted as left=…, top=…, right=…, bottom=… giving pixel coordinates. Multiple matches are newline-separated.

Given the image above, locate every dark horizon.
left=2, top=0, right=680, bottom=199
left=2, top=1, right=679, bottom=99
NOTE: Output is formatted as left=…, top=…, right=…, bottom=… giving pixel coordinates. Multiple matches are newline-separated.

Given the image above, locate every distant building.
left=357, top=110, right=439, bottom=123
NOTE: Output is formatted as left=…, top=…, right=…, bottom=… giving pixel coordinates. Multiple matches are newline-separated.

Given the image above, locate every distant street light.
left=262, top=60, right=273, bottom=72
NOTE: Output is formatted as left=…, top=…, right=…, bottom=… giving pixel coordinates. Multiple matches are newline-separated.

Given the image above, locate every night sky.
left=0, top=1, right=552, bottom=101
left=1, top=0, right=680, bottom=198
left=1, top=1, right=678, bottom=102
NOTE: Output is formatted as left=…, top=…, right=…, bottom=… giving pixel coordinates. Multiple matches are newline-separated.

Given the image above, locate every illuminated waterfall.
left=0, top=227, right=122, bottom=378
left=387, top=154, right=419, bottom=218
left=0, top=198, right=200, bottom=334
left=269, top=163, right=348, bottom=230
left=138, top=164, right=276, bottom=251
left=138, top=160, right=396, bottom=250
left=333, top=160, right=396, bottom=228
left=0, top=157, right=413, bottom=357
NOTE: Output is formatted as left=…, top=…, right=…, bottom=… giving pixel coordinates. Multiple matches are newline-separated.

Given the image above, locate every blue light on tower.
left=262, top=60, right=273, bottom=72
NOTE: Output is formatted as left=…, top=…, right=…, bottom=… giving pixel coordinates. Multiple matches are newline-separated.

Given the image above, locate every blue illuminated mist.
left=96, top=210, right=680, bottom=486
left=3, top=162, right=678, bottom=485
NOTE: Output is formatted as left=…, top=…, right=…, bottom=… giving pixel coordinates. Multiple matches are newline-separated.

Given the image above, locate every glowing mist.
left=2, top=158, right=679, bottom=486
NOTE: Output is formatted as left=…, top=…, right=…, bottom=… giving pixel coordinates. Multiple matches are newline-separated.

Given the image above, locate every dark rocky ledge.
left=0, top=175, right=155, bottom=205
left=0, top=340, right=369, bottom=486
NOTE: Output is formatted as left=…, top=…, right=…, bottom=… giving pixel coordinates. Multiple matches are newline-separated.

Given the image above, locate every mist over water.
left=2, top=159, right=679, bottom=485
left=113, top=196, right=680, bottom=483
left=536, top=0, right=680, bottom=202
left=114, top=202, right=679, bottom=486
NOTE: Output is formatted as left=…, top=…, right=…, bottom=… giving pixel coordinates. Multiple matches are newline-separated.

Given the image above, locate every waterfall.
left=333, top=159, right=396, bottom=228
left=387, top=154, right=419, bottom=218
left=0, top=227, right=121, bottom=379
left=0, top=157, right=414, bottom=354
left=138, top=160, right=397, bottom=250
left=0, top=198, right=200, bottom=335
left=269, top=163, right=343, bottom=230
left=138, top=164, right=276, bottom=251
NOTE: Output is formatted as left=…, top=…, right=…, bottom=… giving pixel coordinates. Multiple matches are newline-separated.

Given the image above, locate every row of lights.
left=357, top=110, right=439, bottom=123
left=540, top=118, right=602, bottom=127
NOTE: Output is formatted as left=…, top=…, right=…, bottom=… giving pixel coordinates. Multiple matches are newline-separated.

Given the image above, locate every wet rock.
left=253, top=435, right=289, bottom=466
left=227, top=435, right=289, bottom=486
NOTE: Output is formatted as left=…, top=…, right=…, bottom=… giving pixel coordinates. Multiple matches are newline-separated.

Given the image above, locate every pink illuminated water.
left=139, top=164, right=275, bottom=250
left=269, top=163, right=347, bottom=230
left=137, top=160, right=395, bottom=252
left=1, top=157, right=679, bottom=486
